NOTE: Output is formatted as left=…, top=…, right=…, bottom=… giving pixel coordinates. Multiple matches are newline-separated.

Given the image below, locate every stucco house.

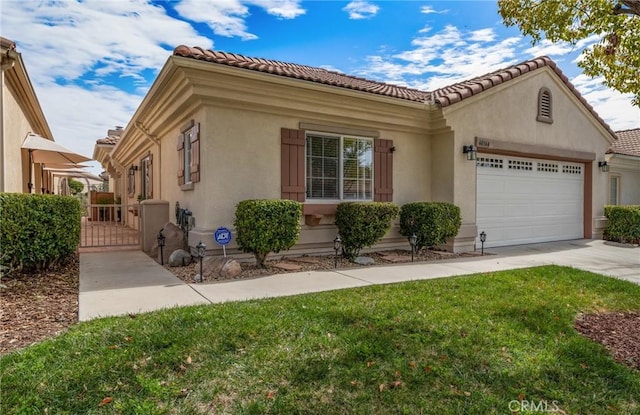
left=606, top=128, right=640, bottom=205
left=98, top=45, right=619, bottom=254
left=1, top=36, right=54, bottom=193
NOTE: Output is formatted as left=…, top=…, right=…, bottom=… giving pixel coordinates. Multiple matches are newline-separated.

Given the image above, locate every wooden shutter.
left=190, top=123, right=200, bottom=183
left=374, top=138, right=393, bottom=202
left=281, top=128, right=305, bottom=201
left=148, top=153, right=153, bottom=199
left=177, top=134, right=185, bottom=186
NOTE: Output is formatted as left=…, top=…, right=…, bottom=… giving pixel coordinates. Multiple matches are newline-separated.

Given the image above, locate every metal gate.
left=80, top=204, right=140, bottom=248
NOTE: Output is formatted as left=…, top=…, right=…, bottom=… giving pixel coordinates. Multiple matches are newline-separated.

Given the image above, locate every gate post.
left=139, top=200, right=170, bottom=253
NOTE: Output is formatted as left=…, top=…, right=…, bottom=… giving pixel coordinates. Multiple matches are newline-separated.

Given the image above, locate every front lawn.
left=2, top=265, right=639, bottom=414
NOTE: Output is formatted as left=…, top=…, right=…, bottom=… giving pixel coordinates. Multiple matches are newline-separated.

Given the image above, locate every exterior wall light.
left=463, top=145, right=477, bottom=161
left=128, top=165, right=138, bottom=176
left=333, top=234, right=341, bottom=268
left=479, top=231, right=486, bottom=256
left=598, top=161, right=609, bottom=172
left=408, top=233, right=417, bottom=262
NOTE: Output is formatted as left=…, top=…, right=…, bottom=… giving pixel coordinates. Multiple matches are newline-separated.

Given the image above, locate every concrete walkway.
left=79, top=239, right=639, bottom=321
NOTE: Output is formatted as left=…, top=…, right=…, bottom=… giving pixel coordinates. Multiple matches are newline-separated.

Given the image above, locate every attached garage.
left=476, top=154, right=584, bottom=248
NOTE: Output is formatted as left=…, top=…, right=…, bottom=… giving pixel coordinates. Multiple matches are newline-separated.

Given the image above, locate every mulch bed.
left=1, top=250, right=638, bottom=373
left=575, top=311, right=640, bottom=370
left=1, top=253, right=79, bottom=355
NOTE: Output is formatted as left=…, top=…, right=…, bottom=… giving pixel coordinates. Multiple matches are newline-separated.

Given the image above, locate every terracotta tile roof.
left=173, top=45, right=430, bottom=103
left=431, top=56, right=616, bottom=138
left=96, top=128, right=123, bottom=145
left=173, top=46, right=615, bottom=138
left=610, top=128, right=640, bottom=157
left=96, top=136, right=119, bottom=145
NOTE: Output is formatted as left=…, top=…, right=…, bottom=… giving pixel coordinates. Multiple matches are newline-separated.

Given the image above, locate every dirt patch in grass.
left=1, top=253, right=79, bottom=355
left=575, top=311, right=640, bottom=371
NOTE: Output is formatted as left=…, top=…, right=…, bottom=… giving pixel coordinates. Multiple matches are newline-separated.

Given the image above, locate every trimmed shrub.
left=604, top=205, right=640, bottom=244
left=0, top=193, right=81, bottom=271
left=335, top=202, right=400, bottom=259
left=234, top=199, right=302, bottom=267
left=399, top=202, right=462, bottom=250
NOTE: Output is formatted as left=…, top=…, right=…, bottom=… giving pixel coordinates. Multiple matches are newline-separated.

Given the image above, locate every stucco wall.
left=2, top=79, right=34, bottom=193
left=441, top=68, right=613, bottom=239
left=608, top=156, right=640, bottom=205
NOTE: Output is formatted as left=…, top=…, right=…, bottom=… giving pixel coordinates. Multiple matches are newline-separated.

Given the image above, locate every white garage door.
left=476, top=155, right=583, bottom=248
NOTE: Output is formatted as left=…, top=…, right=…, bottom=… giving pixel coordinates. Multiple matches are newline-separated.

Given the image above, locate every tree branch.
left=614, top=0, right=640, bottom=16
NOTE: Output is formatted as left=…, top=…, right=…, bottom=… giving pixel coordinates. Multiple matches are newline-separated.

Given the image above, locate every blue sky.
left=2, top=0, right=639, bottom=175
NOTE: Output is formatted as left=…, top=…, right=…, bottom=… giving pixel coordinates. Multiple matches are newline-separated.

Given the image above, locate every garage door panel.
left=477, top=155, right=583, bottom=248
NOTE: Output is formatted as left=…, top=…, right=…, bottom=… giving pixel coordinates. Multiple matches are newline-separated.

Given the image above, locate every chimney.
left=107, top=126, right=124, bottom=137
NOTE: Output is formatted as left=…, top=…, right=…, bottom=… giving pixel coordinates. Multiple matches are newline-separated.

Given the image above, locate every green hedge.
left=0, top=193, right=81, bottom=271
left=234, top=199, right=302, bottom=267
left=335, top=202, right=400, bottom=260
left=604, top=205, right=640, bottom=244
left=399, top=202, right=462, bottom=250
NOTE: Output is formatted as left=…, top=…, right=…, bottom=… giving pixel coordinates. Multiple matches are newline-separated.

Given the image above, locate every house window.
left=177, top=121, right=200, bottom=188
left=537, top=87, right=553, bottom=124
left=140, top=154, right=152, bottom=200
left=306, top=133, right=373, bottom=200
left=609, top=175, right=620, bottom=205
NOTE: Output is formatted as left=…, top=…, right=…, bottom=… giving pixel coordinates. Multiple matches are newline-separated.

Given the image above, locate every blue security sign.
left=214, top=227, right=232, bottom=246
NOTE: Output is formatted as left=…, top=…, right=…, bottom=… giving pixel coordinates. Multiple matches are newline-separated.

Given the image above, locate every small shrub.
left=604, top=205, right=640, bottom=244
left=0, top=193, right=81, bottom=271
left=234, top=199, right=302, bottom=267
left=399, top=202, right=461, bottom=250
left=335, top=202, right=400, bottom=259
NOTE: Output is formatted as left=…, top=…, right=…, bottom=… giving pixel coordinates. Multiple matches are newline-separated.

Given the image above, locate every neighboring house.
left=98, top=46, right=619, bottom=254
left=606, top=128, right=640, bottom=205
left=0, top=36, right=54, bottom=193
left=92, top=126, right=123, bottom=196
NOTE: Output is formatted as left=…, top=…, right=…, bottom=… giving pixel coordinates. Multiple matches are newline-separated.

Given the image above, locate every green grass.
left=2, top=265, right=640, bottom=414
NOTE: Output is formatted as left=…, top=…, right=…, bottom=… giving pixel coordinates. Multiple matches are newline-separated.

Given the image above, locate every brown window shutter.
left=281, top=128, right=305, bottom=201
left=177, top=134, right=185, bottom=186
left=374, top=138, right=393, bottom=202
left=190, top=123, right=201, bottom=183
left=148, top=153, right=153, bottom=199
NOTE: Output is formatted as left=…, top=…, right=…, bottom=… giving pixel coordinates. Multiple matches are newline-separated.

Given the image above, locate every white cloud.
left=2, top=0, right=213, bottom=83
left=246, top=0, right=305, bottom=19
left=525, top=39, right=575, bottom=57
left=420, top=5, right=448, bottom=14
left=175, top=0, right=257, bottom=40
left=572, top=75, right=640, bottom=131
left=343, top=1, right=380, bottom=20
left=358, top=25, right=522, bottom=91
left=470, top=28, right=496, bottom=42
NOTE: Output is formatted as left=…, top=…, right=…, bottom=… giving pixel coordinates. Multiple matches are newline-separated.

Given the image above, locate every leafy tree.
left=498, top=0, right=640, bottom=105
left=68, top=178, right=84, bottom=195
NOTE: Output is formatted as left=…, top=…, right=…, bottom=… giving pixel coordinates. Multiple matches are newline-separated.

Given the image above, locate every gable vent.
left=537, top=87, right=553, bottom=124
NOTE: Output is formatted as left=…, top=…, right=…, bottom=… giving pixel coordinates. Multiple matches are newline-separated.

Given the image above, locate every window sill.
left=303, top=203, right=338, bottom=226
left=181, top=182, right=194, bottom=191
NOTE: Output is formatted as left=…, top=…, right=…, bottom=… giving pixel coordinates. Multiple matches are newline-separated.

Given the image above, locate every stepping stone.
left=272, top=262, right=302, bottom=271
left=380, top=254, right=412, bottom=262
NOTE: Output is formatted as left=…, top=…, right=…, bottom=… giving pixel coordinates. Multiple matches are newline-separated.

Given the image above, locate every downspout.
left=134, top=122, right=161, bottom=199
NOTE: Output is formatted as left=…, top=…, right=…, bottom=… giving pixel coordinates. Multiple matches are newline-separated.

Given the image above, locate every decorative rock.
left=354, top=256, right=375, bottom=265
left=169, top=249, right=193, bottom=267
left=151, top=222, right=186, bottom=265
left=202, top=257, right=242, bottom=279
left=273, top=262, right=302, bottom=271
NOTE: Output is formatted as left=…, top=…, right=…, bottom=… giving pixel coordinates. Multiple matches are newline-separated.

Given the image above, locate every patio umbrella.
left=21, top=133, right=92, bottom=192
